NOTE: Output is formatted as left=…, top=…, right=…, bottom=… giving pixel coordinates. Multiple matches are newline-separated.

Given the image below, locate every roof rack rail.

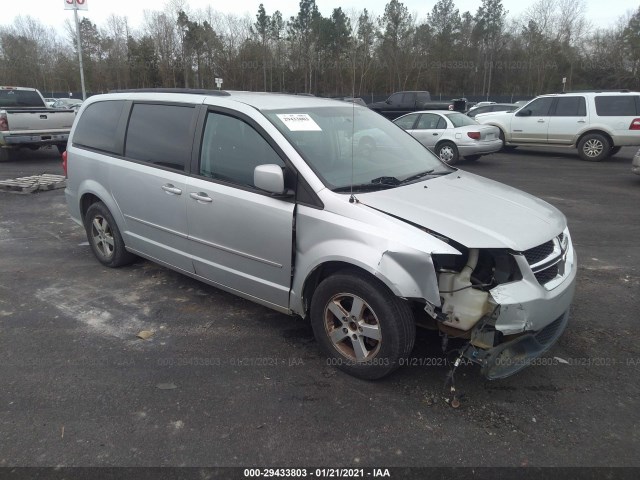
left=109, top=88, right=230, bottom=96
left=556, top=89, right=631, bottom=94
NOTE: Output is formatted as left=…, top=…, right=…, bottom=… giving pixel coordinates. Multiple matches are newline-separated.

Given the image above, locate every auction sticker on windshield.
left=276, top=114, right=322, bottom=131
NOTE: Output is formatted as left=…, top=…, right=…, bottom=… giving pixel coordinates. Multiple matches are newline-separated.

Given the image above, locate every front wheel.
left=610, top=146, right=622, bottom=156
left=84, top=202, right=137, bottom=268
left=435, top=141, right=459, bottom=165
left=310, top=270, right=415, bottom=380
left=578, top=133, right=611, bottom=162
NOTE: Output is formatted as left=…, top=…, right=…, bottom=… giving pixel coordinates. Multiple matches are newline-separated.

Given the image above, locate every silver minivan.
left=64, top=90, right=577, bottom=380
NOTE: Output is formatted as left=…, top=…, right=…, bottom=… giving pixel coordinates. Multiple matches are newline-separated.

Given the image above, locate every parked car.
left=632, top=148, right=640, bottom=175
left=52, top=98, right=83, bottom=111
left=393, top=110, right=502, bottom=164
left=368, top=91, right=461, bottom=120
left=0, top=86, right=76, bottom=161
left=335, top=96, right=367, bottom=107
left=65, top=89, right=576, bottom=380
left=467, top=103, right=518, bottom=118
left=475, top=91, right=640, bottom=161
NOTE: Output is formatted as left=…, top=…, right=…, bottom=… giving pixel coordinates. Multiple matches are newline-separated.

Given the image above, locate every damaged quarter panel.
left=290, top=194, right=462, bottom=316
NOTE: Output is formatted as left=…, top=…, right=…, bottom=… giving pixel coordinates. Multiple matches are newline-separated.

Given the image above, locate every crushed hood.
left=358, top=170, right=566, bottom=251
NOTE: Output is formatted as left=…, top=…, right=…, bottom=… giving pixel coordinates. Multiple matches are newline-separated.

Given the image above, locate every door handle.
left=190, top=192, right=213, bottom=203
left=577, top=120, right=586, bottom=123
left=537, top=119, right=545, bottom=123
left=432, top=133, right=439, bottom=136
left=161, top=184, right=182, bottom=195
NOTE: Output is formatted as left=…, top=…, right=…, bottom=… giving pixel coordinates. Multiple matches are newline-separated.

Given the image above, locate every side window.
left=200, top=112, right=285, bottom=188
left=401, top=92, right=416, bottom=105
left=417, top=113, right=442, bottom=129
left=394, top=114, right=419, bottom=130
left=387, top=93, right=402, bottom=105
left=125, top=103, right=195, bottom=171
left=554, top=97, right=586, bottom=116
left=73, top=100, right=126, bottom=154
left=435, top=117, right=447, bottom=129
left=416, top=92, right=430, bottom=103
left=594, top=96, right=638, bottom=116
left=525, top=97, right=554, bottom=116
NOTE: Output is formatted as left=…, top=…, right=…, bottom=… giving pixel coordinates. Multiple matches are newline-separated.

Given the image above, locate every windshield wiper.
left=399, top=169, right=453, bottom=184
left=332, top=180, right=399, bottom=192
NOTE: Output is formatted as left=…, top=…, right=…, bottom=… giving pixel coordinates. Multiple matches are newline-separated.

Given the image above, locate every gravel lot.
left=0, top=145, right=639, bottom=469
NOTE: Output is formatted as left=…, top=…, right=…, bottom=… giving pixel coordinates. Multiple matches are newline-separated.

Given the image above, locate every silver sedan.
left=394, top=110, right=503, bottom=165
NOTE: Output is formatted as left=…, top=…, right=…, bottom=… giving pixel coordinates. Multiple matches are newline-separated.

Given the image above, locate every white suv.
left=475, top=91, right=640, bottom=161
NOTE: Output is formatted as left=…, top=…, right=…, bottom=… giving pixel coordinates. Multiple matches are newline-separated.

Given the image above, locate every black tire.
left=610, top=146, right=622, bottom=156
left=465, top=155, right=481, bottom=162
left=0, top=148, right=17, bottom=162
left=435, top=141, right=459, bottom=165
left=498, top=130, right=517, bottom=151
left=578, top=133, right=611, bottom=162
left=310, top=270, right=415, bottom=380
left=84, top=201, right=136, bottom=268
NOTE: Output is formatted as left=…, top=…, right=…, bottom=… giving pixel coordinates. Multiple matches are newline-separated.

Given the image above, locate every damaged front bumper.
left=463, top=233, right=577, bottom=379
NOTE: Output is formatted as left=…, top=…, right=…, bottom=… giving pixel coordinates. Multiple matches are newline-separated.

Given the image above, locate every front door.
left=510, top=97, right=554, bottom=143
left=186, top=110, right=295, bottom=309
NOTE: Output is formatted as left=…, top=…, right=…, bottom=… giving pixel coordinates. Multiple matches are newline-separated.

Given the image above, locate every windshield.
left=444, top=112, right=478, bottom=128
left=263, top=106, right=451, bottom=190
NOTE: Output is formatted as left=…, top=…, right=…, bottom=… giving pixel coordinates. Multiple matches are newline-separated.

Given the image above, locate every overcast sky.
left=0, top=0, right=636, bottom=32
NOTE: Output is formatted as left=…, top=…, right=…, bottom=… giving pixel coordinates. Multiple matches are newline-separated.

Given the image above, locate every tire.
left=499, top=130, right=517, bottom=151
left=610, top=146, right=622, bottom=156
left=310, top=270, right=416, bottom=380
left=435, top=141, right=459, bottom=165
left=0, top=148, right=17, bottom=162
left=84, top=202, right=136, bottom=268
left=578, top=133, right=610, bottom=162
left=465, top=155, right=481, bottom=162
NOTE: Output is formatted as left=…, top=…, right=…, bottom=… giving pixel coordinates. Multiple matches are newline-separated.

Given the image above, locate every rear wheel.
left=578, top=133, right=610, bottom=162
left=84, top=202, right=136, bottom=268
left=0, top=148, right=17, bottom=162
left=310, top=270, right=415, bottom=380
left=610, top=146, right=622, bottom=156
left=435, top=141, right=459, bottom=165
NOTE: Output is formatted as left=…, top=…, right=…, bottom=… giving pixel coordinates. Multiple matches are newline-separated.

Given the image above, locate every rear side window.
left=73, top=101, right=126, bottom=154
left=553, top=97, right=587, bottom=116
left=125, top=103, right=195, bottom=171
left=594, top=96, right=638, bottom=116
left=394, top=114, right=419, bottom=130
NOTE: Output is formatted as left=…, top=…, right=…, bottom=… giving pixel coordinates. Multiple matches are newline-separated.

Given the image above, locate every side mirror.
left=516, top=109, right=532, bottom=117
left=254, top=164, right=285, bottom=194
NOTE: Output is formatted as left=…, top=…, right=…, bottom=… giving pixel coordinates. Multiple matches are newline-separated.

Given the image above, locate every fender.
left=290, top=204, right=461, bottom=315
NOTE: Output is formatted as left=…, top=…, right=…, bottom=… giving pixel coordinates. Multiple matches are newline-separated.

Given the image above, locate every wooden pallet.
left=0, top=174, right=66, bottom=194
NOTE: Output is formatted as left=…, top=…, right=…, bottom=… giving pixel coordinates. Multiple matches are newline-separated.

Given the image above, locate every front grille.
left=535, top=314, right=566, bottom=346
left=534, top=264, right=559, bottom=284
left=523, top=241, right=554, bottom=265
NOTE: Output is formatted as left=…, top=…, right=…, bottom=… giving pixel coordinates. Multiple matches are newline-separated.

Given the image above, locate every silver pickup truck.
left=0, top=86, right=76, bottom=162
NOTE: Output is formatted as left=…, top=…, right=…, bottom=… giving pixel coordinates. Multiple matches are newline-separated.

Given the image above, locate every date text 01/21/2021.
left=243, top=468, right=391, bottom=478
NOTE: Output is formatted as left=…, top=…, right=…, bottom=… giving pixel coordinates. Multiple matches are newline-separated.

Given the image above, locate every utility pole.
left=64, top=0, right=88, bottom=100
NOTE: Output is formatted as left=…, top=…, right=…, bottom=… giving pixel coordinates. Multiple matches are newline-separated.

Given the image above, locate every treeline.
left=1, top=0, right=639, bottom=98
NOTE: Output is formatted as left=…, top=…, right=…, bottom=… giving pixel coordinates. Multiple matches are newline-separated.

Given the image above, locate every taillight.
left=62, top=150, right=68, bottom=177
left=0, top=111, right=8, bottom=131
left=467, top=131, right=481, bottom=140
left=630, top=118, right=640, bottom=130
